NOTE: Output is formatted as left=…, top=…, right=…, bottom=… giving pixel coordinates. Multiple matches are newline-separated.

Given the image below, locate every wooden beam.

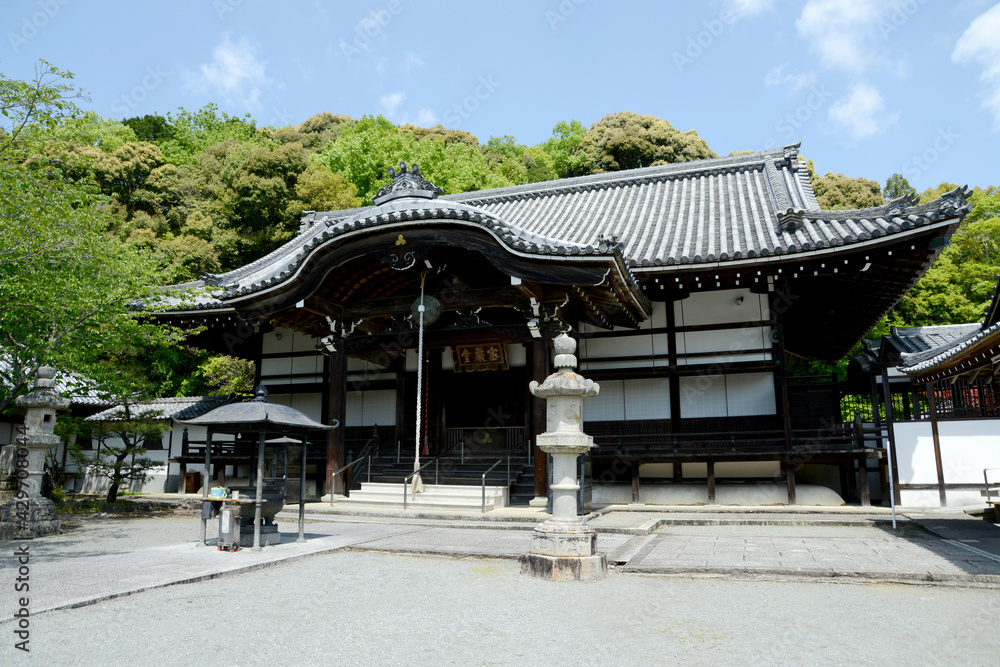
left=783, top=459, right=797, bottom=505
left=926, top=381, right=948, bottom=507
left=858, top=455, right=871, bottom=507
left=531, top=339, right=549, bottom=504
left=631, top=461, right=641, bottom=504
left=326, top=350, right=347, bottom=495
left=707, top=460, right=716, bottom=505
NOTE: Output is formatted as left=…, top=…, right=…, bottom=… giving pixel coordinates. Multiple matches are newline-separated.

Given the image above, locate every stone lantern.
left=0, top=366, right=70, bottom=539
left=519, top=334, right=607, bottom=581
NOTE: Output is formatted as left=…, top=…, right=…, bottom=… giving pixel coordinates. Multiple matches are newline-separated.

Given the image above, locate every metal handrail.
left=329, top=441, right=376, bottom=507
left=403, top=455, right=440, bottom=510
left=985, top=468, right=1000, bottom=510
left=481, top=455, right=510, bottom=514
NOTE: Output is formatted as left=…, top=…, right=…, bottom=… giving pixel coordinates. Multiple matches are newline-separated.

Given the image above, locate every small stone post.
left=519, top=334, right=606, bottom=581
left=0, top=366, right=70, bottom=539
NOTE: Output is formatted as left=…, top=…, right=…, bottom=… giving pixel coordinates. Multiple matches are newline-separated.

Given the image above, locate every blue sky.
left=3, top=0, right=999, bottom=192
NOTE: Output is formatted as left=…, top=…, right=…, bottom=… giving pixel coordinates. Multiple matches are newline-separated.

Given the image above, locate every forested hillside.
left=2, top=65, right=997, bottom=404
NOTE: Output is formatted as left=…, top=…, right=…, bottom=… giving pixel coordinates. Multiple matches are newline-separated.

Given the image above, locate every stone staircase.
left=334, top=450, right=534, bottom=510
left=333, top=482, right=508, bottom=511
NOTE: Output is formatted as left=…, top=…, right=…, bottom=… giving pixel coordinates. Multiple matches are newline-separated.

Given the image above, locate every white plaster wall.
left=507, top=344, right=526, bottom=368
left=678, top=373, right=775, bottom=418
left=937, top=421, right=1000, bottom=483
left=345, top=390, right=396, bottom=426
left=268, top=392, right=323, bottom=422
left=675, top=288, right=769, bottom=327
left=583, top=379, right=670, bottom=421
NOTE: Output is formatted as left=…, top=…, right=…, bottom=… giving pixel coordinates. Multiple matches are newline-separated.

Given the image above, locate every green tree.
left=893, top=186, right=1000, bottom=325
left=316, top=114, right=412, bottom=202
left=69, top=401, right=166, bottom=503
left=540, top=119, right=591, bottom=178
left=805, top=160, right=882, bottom=209
left=0, top=63, right=186, bottom=415
left=122, top=113, right=175, bottom=143
left=884, top=173, right=916, bottom=201
left=582, top=112, right=716, bottom=172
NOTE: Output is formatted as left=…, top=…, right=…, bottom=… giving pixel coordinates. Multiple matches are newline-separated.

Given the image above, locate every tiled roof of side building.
left=165, top=143, right=971, bottom=311
left=886, top=324, right=984, bottom=355
left=86, top=395, right=234, bottom=422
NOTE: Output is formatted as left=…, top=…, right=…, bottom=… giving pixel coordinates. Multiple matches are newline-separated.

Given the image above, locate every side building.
left=155, top=144, right=971, bottom=506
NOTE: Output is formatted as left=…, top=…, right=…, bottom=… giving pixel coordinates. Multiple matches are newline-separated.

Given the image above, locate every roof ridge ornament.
left=886, top=192, right=920, bottom=216
left=778, top=207, right=804, bottom=232
left=373, top=161, right=444, bottom=205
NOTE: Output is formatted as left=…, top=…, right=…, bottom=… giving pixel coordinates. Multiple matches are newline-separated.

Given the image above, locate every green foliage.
left=541, top=120, right=591, bottom=178
left=894, top=186, right=1000, bottom=325
left=290, top=161, right=363, bottom=213
left=806, top=160, right=883, bottom=209
left=195, top=355, right=255, bottom=397
left=0, top=62, right=192, bottom=415
left=158, top=104, right=272, bottom=166
left=122, top=114, right=175, bottom=143
left=316, top=114, right=411, bottom=202
left=884, top=173, right=916, bottom=201
left=399, top=123, right=478, bottom=147
left=69, top=400, right=167, bottom=503
left=582, top=112, right=716, bottom=172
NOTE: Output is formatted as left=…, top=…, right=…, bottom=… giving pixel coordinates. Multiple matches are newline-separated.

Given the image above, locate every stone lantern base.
left=0, top=497, right=61, bottom=540
left=519, top=517, right=607, bottom=581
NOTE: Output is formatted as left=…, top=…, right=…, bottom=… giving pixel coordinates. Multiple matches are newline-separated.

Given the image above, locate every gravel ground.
left=6, top=549, right=999, bottom=666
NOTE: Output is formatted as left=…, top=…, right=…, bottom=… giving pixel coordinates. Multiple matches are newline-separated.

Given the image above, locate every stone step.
left=335, top=483, right=508, bottom=511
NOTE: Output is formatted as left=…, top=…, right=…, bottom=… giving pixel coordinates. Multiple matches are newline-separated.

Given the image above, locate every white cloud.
left=401, top=51, right=424, bottom=77
left=415, top=109, right=438, bottom=126
left=795, top=0, right=900, bottom=74
left=185, top=34, right=270, bottom=110
left=765, top=64, right=817, bottom=92
left=380, top=92, right=406, bottom=117
left=952, top=2, right=1000, bottom=131
left=724, top=0, right=776, bottom=19
left=829, top=81, right=899, bottom=139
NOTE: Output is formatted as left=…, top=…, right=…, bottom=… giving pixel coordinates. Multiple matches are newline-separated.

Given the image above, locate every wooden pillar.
left=706, top=459, right=716, bottom=505
left=326, top=349, right=347, bottom=495
left=880, top=368, right=901, bottom=506
left=858, top=455, right=871, bottom=506
left=672, top=461, right=683, bottom=482
left=427, top=349, right=443, bottom=456
left=394, top=359, right=406, bottom=459
left=782, top=459, right=797, bottom=505
left=926, top=381, right=948, bottom=507
left=530, top=338, right=549, bottom=504
left=630, top=460, right=641, bottom=504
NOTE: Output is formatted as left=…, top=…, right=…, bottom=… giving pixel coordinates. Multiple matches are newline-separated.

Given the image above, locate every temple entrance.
left=441, top=367, right=527, bottom=456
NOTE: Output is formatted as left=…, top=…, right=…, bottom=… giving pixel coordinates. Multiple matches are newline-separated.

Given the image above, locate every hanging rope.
left=414, top=271, right=427, bottom=477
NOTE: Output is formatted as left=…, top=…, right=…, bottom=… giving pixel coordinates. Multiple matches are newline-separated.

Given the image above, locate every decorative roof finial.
left=253, top=384, right=269, bottom=402
left=373, top=161, right=444, bottom=205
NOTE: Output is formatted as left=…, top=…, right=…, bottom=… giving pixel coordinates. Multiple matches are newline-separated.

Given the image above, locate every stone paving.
left=618, top=524, right=1000, bottom=584
left=2, top=506, right=1000, bottom=623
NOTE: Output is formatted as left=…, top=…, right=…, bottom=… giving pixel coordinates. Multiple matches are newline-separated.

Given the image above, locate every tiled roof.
left=165, top=143, right=971, bottom=311
left=885, top=324, right=983, bottom=356
left=898, top=322, right=1000, bottom=376
left=86, top=396, right=233, bottom=422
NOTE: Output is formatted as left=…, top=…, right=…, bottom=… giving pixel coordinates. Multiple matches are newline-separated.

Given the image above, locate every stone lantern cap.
left=529, top=335, right=599, bottom=399
left=15, top=366, right=71, bottom=411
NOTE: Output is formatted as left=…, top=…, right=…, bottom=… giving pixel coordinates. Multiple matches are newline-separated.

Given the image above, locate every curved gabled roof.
left=165, top=142, right=971, bottom=315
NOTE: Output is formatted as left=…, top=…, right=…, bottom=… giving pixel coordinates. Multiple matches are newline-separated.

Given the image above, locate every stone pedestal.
left=0, top=367, right=69, bottom=539
left=519, top=335, right=606, bottom=581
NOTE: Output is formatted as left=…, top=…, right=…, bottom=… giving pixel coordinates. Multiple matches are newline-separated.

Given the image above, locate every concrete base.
left=528, top=496, right=548, bottom=508
left=238, top=524, right=281, bottom=547
left=0, top=497, right=61, bottom=539
left=519, top=552, right=607, bottom=581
